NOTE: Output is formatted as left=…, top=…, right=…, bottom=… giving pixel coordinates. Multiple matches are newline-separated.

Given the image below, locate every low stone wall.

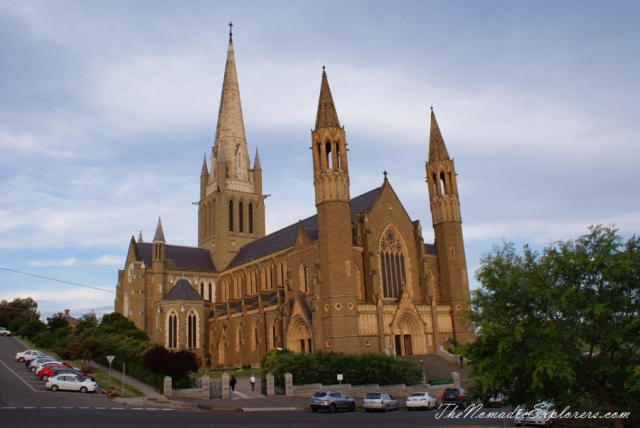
left=288, top=372, right=457, bottom=398
left=164, top=375, right=215, bottom=400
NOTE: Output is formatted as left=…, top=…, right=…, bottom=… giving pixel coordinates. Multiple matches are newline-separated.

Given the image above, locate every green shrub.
left=266, top=350, right=423, bottom=386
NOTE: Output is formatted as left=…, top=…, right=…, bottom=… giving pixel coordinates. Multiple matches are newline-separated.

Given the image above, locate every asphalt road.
left=1, top=336, right=516, bottom=427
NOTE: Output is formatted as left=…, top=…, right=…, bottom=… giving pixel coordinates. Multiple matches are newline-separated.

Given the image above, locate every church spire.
left=315, top=67, right=341, bottom=130
left=214, top=31, right=246, bottom=144
left=153, top=217, right=165, bottom=242
left=428, top=107, right=450, bottom=161
left=201, top=154, right=208, bottom=176
left=253, top=147, right=261, bottom=170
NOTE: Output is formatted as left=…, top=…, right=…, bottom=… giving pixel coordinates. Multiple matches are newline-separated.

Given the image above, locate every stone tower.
left=425, top=108, right=472, bottom=344
left=311, top=68, right=360, bottom=353
left=198, top=27, right=266, bottom=270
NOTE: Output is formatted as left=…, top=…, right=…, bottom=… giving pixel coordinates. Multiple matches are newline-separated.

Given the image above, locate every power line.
left=0, top=266, right=114, bottom=294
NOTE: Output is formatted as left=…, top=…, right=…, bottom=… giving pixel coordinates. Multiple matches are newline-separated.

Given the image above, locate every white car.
left=0, top=327, right=12, bottom=336
left=46, top=374, right=97, bottom=393
left=15, top=350, right=45, bottom=362
left=514, top=401, right=555, bottom=427
left=406, top=391, right=438, bottom=410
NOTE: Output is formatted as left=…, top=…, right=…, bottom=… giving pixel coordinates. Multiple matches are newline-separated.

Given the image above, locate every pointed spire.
left=253, top=147, right=261, bottom=170
left=428, top=107, right=450, bottom=161
left=315, top=66, right=341, bottom=130
left=214, top=26, right=247, bottom=145
left=138, top=231, right=144, bottom=243
left=201, top=154, right=208, bottom=176
left=153, top=217, right=165, bottom=242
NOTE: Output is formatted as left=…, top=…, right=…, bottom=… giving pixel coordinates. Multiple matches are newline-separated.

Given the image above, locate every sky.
left=1, top=0, right=639, bottom=322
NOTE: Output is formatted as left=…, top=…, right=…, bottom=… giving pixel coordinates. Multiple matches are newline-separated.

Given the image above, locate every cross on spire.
left=229, top=22, right=233, bottom=42
left=383, top=170, right=388, bottom=181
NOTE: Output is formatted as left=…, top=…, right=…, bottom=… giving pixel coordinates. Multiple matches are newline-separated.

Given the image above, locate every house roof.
left=164, top=278, right=202, bottom=300
left=137, top=243, right=217, bottom=272
left=226, top=187, right=381, bottom=269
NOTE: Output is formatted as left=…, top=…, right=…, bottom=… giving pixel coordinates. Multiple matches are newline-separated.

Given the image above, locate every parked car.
left=0, top=327, right=12, bottom=336
left=363, top=392, right=399, bottom=412
left=34, top=361, right=64, bottom=374
left=406, top=391, right=438, bottom=410
left=514, top=401, right=555, bottom=427
left=15, top=350, right=45, bottom=362
left=310, top=390, right=356, bottom=413
left=27, top=356, right=56, bottom=370
left=46, top=374, right=97, bottom=393
left=38, top=364, right=69, bottom=381
left=441, top=387, right=468, bottom=409
left=49, top=368, right=94, bottom=382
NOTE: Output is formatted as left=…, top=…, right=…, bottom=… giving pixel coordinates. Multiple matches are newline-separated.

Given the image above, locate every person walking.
left=230, top=375, right=237, bottom=392
left=249, top=374, right=256, bottom=392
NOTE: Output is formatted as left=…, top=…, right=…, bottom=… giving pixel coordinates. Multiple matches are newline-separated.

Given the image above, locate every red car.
left=38, top=363, right=69, bottom=381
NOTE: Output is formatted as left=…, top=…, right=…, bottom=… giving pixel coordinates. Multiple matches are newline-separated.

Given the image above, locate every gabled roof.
left=137, top=243, right=217, bottom=272
left=226, top=187, right=381, bottom=269
left=164, top=278, right=202, bottom=300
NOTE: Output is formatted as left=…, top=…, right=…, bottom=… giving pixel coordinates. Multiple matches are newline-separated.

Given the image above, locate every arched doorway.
left=285, top=316, right=312, bottom=353
left=392, top=310, right=426, bottom=356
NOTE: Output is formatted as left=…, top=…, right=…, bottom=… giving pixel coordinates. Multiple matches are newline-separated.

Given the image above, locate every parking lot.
left=0, top=336, right=112, bottom=408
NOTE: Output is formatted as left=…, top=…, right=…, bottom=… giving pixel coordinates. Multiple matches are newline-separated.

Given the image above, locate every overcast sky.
left=1, top=0, right=639, bottom=321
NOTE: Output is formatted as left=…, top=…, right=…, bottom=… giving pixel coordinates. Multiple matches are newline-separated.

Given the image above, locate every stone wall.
left=287, top=371, right=456, bottom=398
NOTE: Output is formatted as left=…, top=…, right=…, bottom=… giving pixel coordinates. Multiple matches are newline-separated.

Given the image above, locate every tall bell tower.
left=311, top=68, right=360, bottom=353
left=425, top=108, right=473, bottom=344
left=198, top=24, right=266, bottom=270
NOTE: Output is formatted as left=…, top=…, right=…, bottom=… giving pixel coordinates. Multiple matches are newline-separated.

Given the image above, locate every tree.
left=72, top=313, right=98, bottom=341
left=464, top=226, right=640, bottom=428
left=98, top=312, right=148, bottom=341
left=0, top=297, right=39, bottom=326
left=46, top=312, right=69, bottom=331
left=144, top=346, right=201, bottom=383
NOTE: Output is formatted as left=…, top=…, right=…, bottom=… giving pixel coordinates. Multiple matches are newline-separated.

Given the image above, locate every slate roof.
left=424, top=243, right=437, bottom=255
left=227, top=187, right=381, bottom=269
left=137, top=243, right=216, bottom=272
left=164, top=278, right=202, bottom=300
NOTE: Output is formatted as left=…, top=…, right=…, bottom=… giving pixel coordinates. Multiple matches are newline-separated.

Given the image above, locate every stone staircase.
left=401, top=353, right=472, bottom=389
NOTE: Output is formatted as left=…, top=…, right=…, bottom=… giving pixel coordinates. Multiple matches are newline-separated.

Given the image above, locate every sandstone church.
left=114, top=29, right=473, bottom=367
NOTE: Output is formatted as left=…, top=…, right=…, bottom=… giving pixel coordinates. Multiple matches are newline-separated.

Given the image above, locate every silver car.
left=310, top=390, right=356, bottom=413
left=363, top=392, right=399, bottom=412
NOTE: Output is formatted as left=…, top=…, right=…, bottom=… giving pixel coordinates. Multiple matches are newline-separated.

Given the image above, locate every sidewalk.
left=90, top=364, right=308, bottom=412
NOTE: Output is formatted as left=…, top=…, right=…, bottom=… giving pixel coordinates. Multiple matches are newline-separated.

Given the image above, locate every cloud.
left=92, top=255, right=124, bottom=266
left=28, top=257, right=79, bottom=268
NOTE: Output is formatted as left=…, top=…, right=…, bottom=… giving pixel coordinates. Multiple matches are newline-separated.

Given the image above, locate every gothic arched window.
left=167, top=312, right=178, bottom=349
left=238, top=202, right=244, bottom=233
left=187, top=311, right=197, bottom=349
left=248, top=203, right=253, bottom=234
left=379, top=228, right=406, bottom=299
left=228, top=200, right=234, bottom=231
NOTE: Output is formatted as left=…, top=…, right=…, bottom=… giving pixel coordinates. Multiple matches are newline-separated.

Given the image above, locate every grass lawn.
left=90, top=369, right=143, bottom=398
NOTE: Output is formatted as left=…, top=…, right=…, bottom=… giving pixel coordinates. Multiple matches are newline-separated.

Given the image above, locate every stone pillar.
left=285, top=372, right=293, bottom=397
left=221, top=372, right=230, bottom=400
left=451, top=371, right=460, bottom=388
left=164, top=376, right=172, bottom=397
left=266, top=374, right=275, bottom=397
left=201, top=374, right=210, bottom=400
